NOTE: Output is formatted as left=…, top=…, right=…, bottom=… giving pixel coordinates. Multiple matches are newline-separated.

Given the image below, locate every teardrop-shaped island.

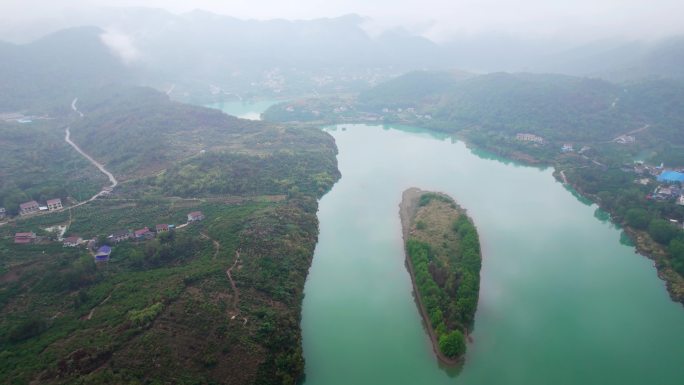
left=400, top=187, right=482, bottom=365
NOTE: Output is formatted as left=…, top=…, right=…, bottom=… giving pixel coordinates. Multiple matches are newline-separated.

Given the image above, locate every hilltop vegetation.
left=400, top=189, right=481, bottom=362
left=356, top=71, right=684, bottom=144
left=71, top=86, right=339, bottom=186
left=0, top=84, right=340, bottom=384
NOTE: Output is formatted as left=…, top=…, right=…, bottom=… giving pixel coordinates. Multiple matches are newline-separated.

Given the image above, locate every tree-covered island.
left=399, top=188, right=482, bottom=363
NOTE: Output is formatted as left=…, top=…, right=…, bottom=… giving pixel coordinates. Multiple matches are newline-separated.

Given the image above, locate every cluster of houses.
left=380, top=107, right=432, bottom=121
left=108, top=225, right=169, bottom=244
left=12, top=211, right=205, bottom=262
left=650, top=184, right=684, bottom=203
left=559, top=144, right=591, bottom=154
left=629, top=162, right=684, bottom=204
left=0, top=112, right=39, bottom=124
left=614, top=135, right=636, bottom=145
left=515, top=133, right=545, bottom=144
left=18, top=198, right=63, bottom=216
left=0, top=199, right=65, bottom=220
left=650, top=170, right=684, bottom=204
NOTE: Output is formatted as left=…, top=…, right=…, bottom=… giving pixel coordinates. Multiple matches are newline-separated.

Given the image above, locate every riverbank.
left=565, top=180, right=684, bottom=304
left=426, top=124, right=684, bottom=306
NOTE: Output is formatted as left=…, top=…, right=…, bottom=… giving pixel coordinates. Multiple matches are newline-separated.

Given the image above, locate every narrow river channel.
left=213, top=102, right=684, bottom=385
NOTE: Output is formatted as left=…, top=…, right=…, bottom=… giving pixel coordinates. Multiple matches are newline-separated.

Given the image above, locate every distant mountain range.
left=0, top=26, right=132, bottom=112
left=0, top=7, right=683, bottom=112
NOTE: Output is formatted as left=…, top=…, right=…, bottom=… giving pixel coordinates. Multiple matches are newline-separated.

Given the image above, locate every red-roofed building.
left=19, top=201, right=39, bottom=216
left=15, top=232, right=36, bottom=244
left=156, top=224, right=170, bottom=233
left=134, top=227, right=154, bottom=240
left=187, top=211, right=205, bottom=222
left=47, top=198, right=63, bottom=211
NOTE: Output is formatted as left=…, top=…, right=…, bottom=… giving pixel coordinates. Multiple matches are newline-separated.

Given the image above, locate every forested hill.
left=357, top=71, right=684, bottom=143
left=358, top=70, right=473, bottom=109
left=0, top=84, right=340, bottom=384
left=0, top=26, right=132, bottom=112
left=71, top=86, right=339, bottom=191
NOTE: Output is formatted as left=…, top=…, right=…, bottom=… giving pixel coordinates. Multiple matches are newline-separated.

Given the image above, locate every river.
left=206, top=99, right=280, bottom=120
left=214, top=102, right=684, bottom=385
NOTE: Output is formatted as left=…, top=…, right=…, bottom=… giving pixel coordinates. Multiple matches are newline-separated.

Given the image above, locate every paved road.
left=71, top=97, right=84, bottom=118
left=65, top=127, right=118, bottom=201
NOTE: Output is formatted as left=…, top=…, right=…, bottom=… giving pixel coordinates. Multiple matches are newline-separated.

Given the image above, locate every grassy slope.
left=0, top=86, right=340, bottom=384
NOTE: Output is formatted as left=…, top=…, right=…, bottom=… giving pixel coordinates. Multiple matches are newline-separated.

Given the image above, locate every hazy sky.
left=2, top=0, right=683, bottom=42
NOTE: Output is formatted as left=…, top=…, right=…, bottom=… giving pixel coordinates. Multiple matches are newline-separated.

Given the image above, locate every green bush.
left=438, top=330, right=466, bottom=358
left=128, top=302, right=163, bottom=327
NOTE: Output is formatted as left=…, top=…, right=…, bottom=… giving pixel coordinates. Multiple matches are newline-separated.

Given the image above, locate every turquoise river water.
left=214, top=105, right=684, bottom=385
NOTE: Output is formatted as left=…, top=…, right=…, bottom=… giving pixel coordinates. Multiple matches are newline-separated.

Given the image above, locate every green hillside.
left=0, top=86, right=340, bottom=385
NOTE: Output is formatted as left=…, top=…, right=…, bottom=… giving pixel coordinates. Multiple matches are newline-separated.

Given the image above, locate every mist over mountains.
left=0, top=6, right=683, bottom=111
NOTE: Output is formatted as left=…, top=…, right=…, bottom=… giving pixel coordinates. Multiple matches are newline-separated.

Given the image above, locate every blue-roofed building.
left=657, top=171, right=684, bottom=183
left=95, top=245, right=112, bottom=262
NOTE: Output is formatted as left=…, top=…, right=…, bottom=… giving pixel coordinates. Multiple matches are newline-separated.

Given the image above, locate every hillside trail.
left=83, top=292, right=113, bottom=321
left=226, top=249, right=243, bottom=321
left=200, top=232, right=246, bottom=324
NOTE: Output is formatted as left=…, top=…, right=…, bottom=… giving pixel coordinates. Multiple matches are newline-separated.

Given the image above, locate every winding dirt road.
left=65, top=127, right=118, bottom=201
left=65, top=97, right=118, bottom=202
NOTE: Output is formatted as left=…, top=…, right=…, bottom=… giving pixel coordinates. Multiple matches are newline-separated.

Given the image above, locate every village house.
left=652, top=185, right=682, bottom=201
left=63, top=236, right=83, bottom=247
left=0, top=207, right=5, bottom=220
left=657, top=170, right=684, bottom=183
left=156, top=224, right=170, bottom=233
left=109, top=230, right=132, bottom=243
left=19, top=201, right=40, bottom=216
left=46, top=198, right=63, bottom=211
left=515, top=133, right=545, bottom=144
left=561, top=144, right=574, bottom=152
left=95, top=246, right=112, bottom=262
left=187, top=211, right=205, bottom=222
left=14, top=232, right=36, bottom=244
left=614, top=135, right=636, bottom=144
left=0, top=112, right=24, bottom=122
left=134, top=227, right=155, bottom=240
